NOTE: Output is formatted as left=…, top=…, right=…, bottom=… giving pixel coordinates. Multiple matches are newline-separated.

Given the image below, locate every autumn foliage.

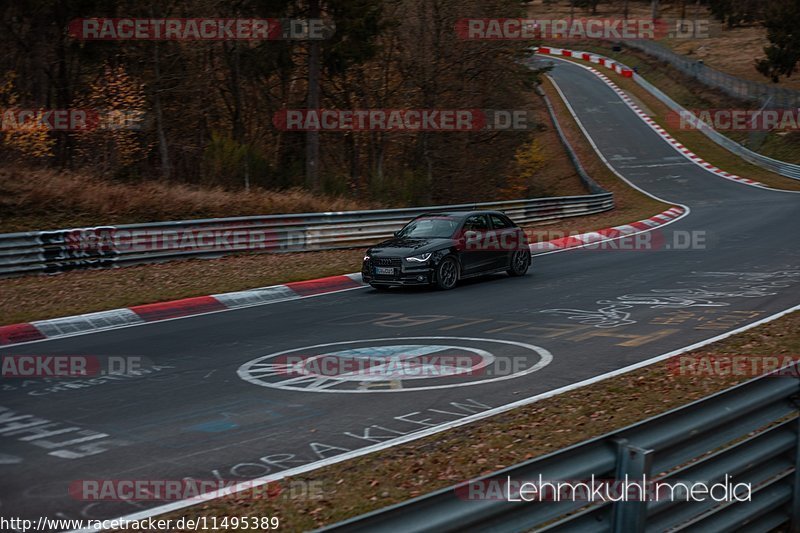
left=1, top=0, right=549, bottom=207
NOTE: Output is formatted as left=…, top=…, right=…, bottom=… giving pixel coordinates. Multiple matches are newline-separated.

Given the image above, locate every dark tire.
left=370, top=283, right=390, bottom=291
left=507, top=250, right=530, bottom=277
left=435, top=256, right=459, bottom=290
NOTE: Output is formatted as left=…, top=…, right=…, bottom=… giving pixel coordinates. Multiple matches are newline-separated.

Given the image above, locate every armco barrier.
left=536, top=85, right=606, bottom=196
left=533, top=46, right=800, bottom=181
left=0, top=193, right=613, bottom=277
left=319, top=364, right=800, bottom=533
left=626, top=40, right=800, bottom=110
left=633, top=73, right=800, bottom=180
left=0, top=51, right=620, bottom=279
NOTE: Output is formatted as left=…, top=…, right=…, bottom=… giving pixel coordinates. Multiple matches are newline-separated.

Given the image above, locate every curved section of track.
left=1, top=59, right=798, bottom=525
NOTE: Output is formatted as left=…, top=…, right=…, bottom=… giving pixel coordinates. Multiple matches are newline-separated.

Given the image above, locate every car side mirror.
left=393, top=231, right=400, bottom=237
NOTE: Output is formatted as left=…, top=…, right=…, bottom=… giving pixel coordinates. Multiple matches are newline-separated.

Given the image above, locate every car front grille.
left=372, top=257, right=402, bottom=267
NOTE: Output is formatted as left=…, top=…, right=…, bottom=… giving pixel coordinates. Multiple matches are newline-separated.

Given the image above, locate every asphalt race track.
left=1, top=59, right=798, bottom=527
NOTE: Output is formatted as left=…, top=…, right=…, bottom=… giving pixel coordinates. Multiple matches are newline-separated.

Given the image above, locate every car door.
left=489, top=213, right=518, bottom=269
left=461, top=214, right=494, bottom=274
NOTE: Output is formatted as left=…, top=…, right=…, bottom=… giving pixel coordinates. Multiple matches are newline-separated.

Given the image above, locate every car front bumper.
left=362, top=260, right=434, bottom=286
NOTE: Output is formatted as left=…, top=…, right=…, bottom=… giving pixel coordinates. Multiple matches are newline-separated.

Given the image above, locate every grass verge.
left=123, top=310, right=799, bottom=531
left=0, top=167, right=378, bottom=234
left=0, top=250, right=365, bottom=326
left=0, top=108, right=588, bottom=235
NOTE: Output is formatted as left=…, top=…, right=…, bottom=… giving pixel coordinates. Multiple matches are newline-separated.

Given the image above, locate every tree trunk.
left=305, top=0, right=321, bottom=192
left=53, top=0, right=72, bottom=168
left=230, top=42, right=244, bottom=143
left=693, top=0, right=701, bottom=37
left=152, top=42, right=171, bottom=180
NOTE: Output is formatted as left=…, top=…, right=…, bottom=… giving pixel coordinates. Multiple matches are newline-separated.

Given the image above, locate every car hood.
left=369, top=237, right=453, bottom=257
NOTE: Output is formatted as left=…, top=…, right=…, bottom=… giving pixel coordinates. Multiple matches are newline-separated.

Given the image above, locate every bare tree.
left=306, top=0, right=321, bottom=191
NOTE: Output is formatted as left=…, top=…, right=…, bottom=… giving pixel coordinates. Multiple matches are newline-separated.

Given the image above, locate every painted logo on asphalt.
left=237, top=337, right=553, bottom=393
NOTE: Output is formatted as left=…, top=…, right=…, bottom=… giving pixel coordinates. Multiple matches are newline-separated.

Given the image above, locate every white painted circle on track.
left=237, top=336, right=553, bottom=393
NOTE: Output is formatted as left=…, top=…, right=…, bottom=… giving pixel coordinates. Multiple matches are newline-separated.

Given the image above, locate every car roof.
left=416, top=210, right=506, bottom=218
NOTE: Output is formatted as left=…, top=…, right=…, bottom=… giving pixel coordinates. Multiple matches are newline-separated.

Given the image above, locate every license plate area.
left=374, top=266, right=395, bottom=275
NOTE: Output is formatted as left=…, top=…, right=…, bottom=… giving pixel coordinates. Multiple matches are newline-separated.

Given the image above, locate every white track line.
left=68, top=303, right=800, bottom=532
left=541, top=53, right=800, bottom=195
left=66, top=52, right=799, bottom=532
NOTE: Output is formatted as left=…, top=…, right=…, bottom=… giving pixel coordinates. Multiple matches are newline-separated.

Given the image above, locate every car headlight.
left=405, top=252, right=432, bottom=263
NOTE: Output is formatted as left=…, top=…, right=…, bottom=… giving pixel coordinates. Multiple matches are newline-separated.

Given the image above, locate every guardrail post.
left=611, top=438, right=653, bottom=533
left=791, top=415, right=800, bottom=532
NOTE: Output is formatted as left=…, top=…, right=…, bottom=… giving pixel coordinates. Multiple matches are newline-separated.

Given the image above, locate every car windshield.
left=396, top=216, right=460, bottom=239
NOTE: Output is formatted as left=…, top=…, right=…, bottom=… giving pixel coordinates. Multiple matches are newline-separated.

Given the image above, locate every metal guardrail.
left=626, top=40, right=800, bottom=109
left=0, top=49, right=619, bottom=278
left=0, top=85, right=614, bottom=278
left=320, top=366, right=800, bottom=533
left=536, top=85, right=606, bottom=195
left=535, top=44, right=800, bottom=181
left=0, top=193, right=613, bottom=277
left=632, top=73, right=800, bottom=180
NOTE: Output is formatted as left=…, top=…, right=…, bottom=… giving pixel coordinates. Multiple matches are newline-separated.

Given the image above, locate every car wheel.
left=507, top=250, right=530, bottom=277
left=435, top=256, right=459, bottom=290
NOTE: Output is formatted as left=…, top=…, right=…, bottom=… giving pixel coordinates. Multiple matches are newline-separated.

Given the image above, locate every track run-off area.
left=1, top=58, right=798, bottom=528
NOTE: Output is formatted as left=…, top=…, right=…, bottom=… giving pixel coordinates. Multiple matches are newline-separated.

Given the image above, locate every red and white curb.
left=529, top=205, right=685, bottom=252
left=537, top=46, right=633, bottom=78
left=0, top=205, right=685, bottom=347
left=0, top=274, right=364, bottom=346
left=535, top=46, right=769, bottom=189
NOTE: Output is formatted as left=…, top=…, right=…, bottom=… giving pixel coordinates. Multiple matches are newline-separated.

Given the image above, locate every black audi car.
left=362, top=210, right=531, bottom=290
